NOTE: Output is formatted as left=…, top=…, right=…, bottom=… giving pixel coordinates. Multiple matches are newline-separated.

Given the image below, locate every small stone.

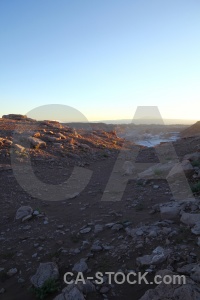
left=103, top=245, right=114, bottom=251
left=190, top=265, right=200, bottom=283
left=191, top=222, right=200, bottom=235
left=74, top=248, right=80, bottom=254
left=33, top=210, right=40, bottom=216
left=32, top=253, right=38, bottom=258
left=100, top=286, right=110, bottom=294
left=91, top=245, right=102, bottom=252
left=111, top=224, right=123, bottom=231
left=136, top=255, right=153, bottom=266
left=0, top=288, right=5, bottom=294
left=151, top=254, right=166, bottom=265
left=136, top=243, right=144, bottom=249
left=57, top=225, right=64, bottom=229
left=105, top=223, right=115, bottom=229
left=7, top=268, right=18, bottom=277
left=77, top=280, right=96, bottom=294
left=80, top=227, right=91, bottom=234
left=135, top=229, right=144, bottom=236
left=23, top=225, right=31, bottom=230
left=82, top=241, right=90, bottom=248
left=22, top=214, right=32, bottom=222
left=153, top=246, right=164, bottom=255
left=94, top=224, right=104, bottom=233
left=153, top=185, right=159, bottom=189
left=149, top=230, right=157, bottom=237
left=72, top=260, right=88, bottom=273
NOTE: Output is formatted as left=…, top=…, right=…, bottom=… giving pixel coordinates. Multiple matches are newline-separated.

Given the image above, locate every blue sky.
left=0, top=0, right=200, bottom=122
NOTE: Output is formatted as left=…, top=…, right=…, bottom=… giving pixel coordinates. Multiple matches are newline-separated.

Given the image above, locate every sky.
left=0, top=0, right=200, bottom=122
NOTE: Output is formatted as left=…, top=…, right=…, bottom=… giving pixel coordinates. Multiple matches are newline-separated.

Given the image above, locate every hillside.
left=0, top=114, right=131, bottom=167
left=181, top=121, right=200, bottom=138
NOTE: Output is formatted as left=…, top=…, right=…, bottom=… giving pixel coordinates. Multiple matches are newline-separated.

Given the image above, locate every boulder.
left=2, top=114, right=27, bottom=120
left=136, top=247, right=171, bottom=266
left=77, top=280, right=96, bottom=294
left=190, top=265, right=200, bottom=283
left=167, top=160, right=194, bottom=179
left=56, top=133, right=66, bottom=139
left=54, top=284, right=84, bottom=300
left=160, top=203, right=181, bottom=220
left=177, top=263, right=197, bottom=275
left=79, top=144, right=91, bottom=150
left=138, top=162, right=174, bottom=179
left=46, top=136, right=61, bottom=142
left=15, top=206, right=33, bottom=220
left=136, top=254, right=153, bottom=266
left=31, top=262, right=59, bottom=288
left=178, top=263, right=200, bottom=284
left=0, top=138, right=13, bottom=147
left=184, top=152, right=200, bottom=162
left=123, top=161, right=134, bottom=175
left=32, top=132, right=40, bottom=139
left=139, top=269, right=200, bottom=300
left=4, top=139, right=13, bottom=146
left=180, top=213, right=200, bottom=226
left=13, top=144, right=26, bottom=153
left=28, top=137, right=46, bottom=148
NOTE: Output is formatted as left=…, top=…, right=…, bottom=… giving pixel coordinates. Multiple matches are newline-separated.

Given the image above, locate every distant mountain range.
left=93, top=119, right=197, bottom=125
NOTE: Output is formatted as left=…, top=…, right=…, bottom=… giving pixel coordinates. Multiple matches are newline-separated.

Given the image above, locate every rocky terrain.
left=63, top=122, right=188, bottom=140
left=181, top=121, right=200, bottom=138
left=1, top=115, right=200, bottom=299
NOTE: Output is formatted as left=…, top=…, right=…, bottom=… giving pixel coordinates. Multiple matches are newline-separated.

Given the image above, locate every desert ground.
left=1, top=115, right=200, bottom=299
